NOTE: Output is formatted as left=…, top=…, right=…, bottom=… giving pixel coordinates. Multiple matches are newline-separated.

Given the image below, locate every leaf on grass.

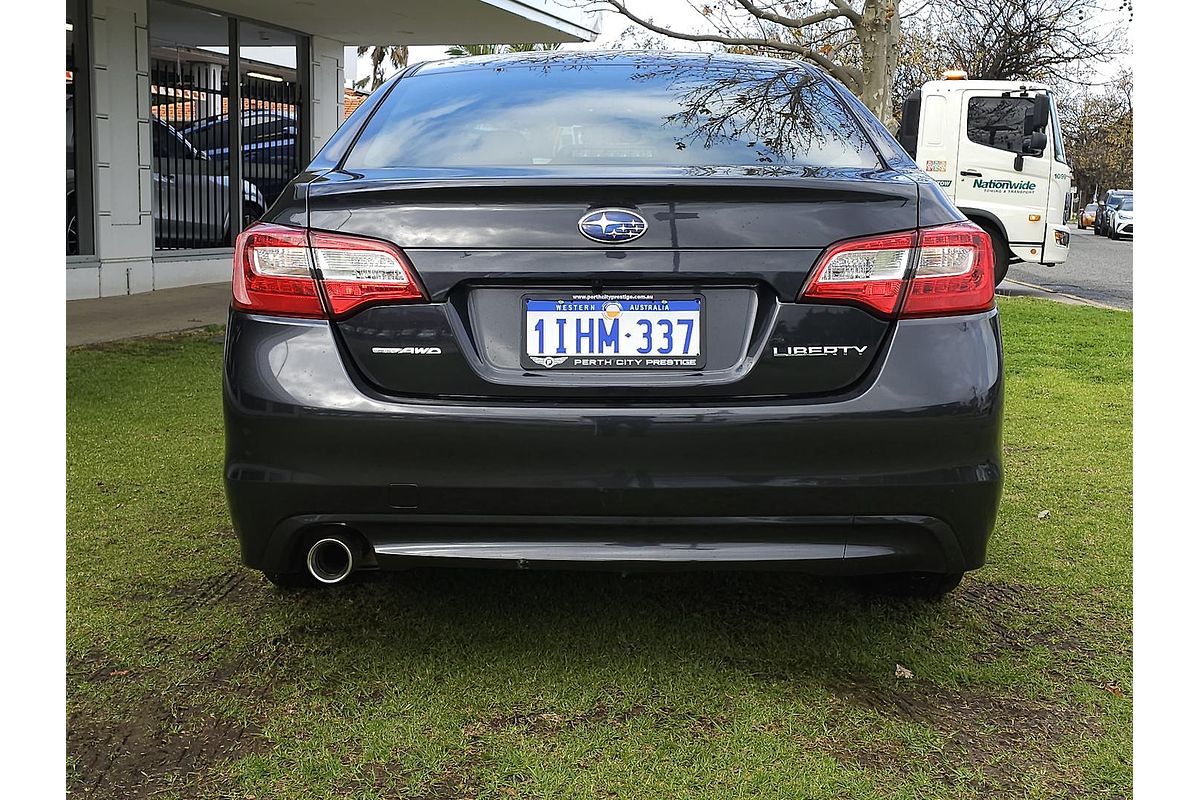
left=894, top=664, right=914, bottom=679
left=1037, top=509, right=1051, bottom=520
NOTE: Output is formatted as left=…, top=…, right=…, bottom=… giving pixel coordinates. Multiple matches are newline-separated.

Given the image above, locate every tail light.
left=232, top=224, right=323, bottom=317
left=232, top=223, right=425, bottom=318
left=799, top=231, right=915, bottom=315
left=902, top=223, right=994, bottom=317
left=801, top=221, right=994, bottom=318
left=309, top=230, right=424, bottom=316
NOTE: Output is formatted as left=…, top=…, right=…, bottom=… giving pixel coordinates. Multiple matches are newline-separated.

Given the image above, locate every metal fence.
left=149, top=57, right=301, bottom=250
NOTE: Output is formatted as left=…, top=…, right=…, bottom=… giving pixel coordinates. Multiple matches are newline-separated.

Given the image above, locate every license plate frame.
left=520, top=292, right=706, bottom=371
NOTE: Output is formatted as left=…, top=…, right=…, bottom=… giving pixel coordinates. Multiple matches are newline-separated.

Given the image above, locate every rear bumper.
left=224, top=308, right=1004, bottom=575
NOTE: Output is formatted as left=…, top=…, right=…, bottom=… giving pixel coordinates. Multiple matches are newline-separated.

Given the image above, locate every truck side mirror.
left=898, top=89, right=921, bottom=158
left=1023, top=131, right=1048, bottom=155
left=1024, top=94, right=1051, bottom=134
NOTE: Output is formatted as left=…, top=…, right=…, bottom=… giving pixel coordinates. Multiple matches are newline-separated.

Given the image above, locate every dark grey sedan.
left=223, top=52, right=1002, bottom=598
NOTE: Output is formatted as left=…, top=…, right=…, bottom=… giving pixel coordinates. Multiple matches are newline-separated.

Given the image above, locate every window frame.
left=67, top=0, right=95, bottom=257
left=147, top=0, right=312, bottom=250
left=341, top=64, right=884, bottom=171
left=965, top=95, right=1037, bottom=157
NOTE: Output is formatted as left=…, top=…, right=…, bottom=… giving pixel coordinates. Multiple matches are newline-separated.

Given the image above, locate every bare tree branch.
left=732, top=0, right=850, bottom=30
left=600, top=1, right=862, bottom=89
left=828, top=0, right=864, bottom=26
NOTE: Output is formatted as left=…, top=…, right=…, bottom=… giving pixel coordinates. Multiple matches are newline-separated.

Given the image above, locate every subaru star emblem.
left=578, top=208, right=648, bottom=244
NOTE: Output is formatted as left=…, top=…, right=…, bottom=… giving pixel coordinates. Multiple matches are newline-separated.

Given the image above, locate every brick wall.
left=344, top=87, right=368, bottom=120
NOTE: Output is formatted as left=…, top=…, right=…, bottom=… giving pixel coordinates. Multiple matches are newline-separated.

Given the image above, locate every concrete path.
left=67, top=282, right=231, bottom=347
left=996, top=278, right=1126, bottom=311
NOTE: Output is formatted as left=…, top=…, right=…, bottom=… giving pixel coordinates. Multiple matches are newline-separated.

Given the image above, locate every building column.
left=309, top=36, right=345, bottom=157
left=191, top=62, right=223, bottom=120
left=82, top=0, right=154, bottom=299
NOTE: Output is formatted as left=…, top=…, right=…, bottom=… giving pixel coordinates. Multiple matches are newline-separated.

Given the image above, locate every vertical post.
left=296, top=35, right=312, bottom=169
left=73, top=0, right=95, bottom=256
left=227, top=17, right=242, bottom=246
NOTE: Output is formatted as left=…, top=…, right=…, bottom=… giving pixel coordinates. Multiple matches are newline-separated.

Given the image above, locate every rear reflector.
left=233, top=223, right=425, bottom=318
left=801, top=222, right=993, bottom=318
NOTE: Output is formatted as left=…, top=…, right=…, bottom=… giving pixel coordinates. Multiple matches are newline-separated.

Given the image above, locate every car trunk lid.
left=306, top=169, right=919, bottom=401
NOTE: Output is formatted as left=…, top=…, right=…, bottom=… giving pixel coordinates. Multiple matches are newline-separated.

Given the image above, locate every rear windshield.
left=343, top=62, right=880, bottom=170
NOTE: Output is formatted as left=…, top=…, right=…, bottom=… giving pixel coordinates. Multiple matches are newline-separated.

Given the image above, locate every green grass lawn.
left=66, top=297, right=1132, bottom=799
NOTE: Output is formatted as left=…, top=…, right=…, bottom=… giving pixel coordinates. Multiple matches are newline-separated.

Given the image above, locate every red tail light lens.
left=232, top=223, right=323, bottom=318
left=901, top=222, right=995, bottom=317
left=801, top=222, right=994, bottom=318
left=232, top=224, right=426, bottom=318
left=310, top=230, right=424, bottom=317
left=801, top=231, right=917, bottom=315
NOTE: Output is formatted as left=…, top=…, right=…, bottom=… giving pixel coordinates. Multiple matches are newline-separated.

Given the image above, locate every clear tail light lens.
left=232, top=224, right=323, bottom=318
left=901, top=223, right=994, bottom=318
left=800, top=231, right=916, bottom=315
left=801, top=222, right=994, bottom=318
left=310, top=230, right=424, bottom=317
left=232, top=223, right=425, bottom=318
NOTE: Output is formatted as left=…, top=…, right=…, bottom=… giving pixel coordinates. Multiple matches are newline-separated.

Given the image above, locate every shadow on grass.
left=248, top=566, right=984, bottom=690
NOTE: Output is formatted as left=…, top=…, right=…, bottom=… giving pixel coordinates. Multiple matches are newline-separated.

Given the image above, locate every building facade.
left=66, top=0, right=598, bottom=299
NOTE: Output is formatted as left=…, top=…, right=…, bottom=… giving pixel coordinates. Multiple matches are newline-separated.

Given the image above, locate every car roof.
left=409, top=50, right=821, bottom=78
left=183, top=110, right=294, bottom=130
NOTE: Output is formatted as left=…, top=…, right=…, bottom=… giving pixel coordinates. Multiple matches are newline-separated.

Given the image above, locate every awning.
left=196, top=0, right=601, bottom=45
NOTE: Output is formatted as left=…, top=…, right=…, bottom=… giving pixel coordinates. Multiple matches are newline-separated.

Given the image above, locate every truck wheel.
left=974, top=221, right=1009, bottom=286
left=992, top=251, right=1009, bottom=285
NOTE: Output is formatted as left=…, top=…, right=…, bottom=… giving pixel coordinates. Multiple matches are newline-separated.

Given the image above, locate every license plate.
left=522, top=294, right=704, bottom=370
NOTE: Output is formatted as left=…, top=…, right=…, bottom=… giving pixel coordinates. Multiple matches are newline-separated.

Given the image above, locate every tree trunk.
left=856, top=0, right=901, bottom=131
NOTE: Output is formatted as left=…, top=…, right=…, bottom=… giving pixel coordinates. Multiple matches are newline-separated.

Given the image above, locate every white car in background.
left=1110, top=196, right=1133, bottom=239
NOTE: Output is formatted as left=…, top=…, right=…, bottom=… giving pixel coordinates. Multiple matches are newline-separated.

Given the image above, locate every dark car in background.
left=151, top=116, right=265, bottom=248
left=70, top=95, right=264, bottom=251
left=182, top=110, right=298, bottom=206
left=224, top=52, right=1003, bottom=598
left=1096, top=189, right=1132, bottom=236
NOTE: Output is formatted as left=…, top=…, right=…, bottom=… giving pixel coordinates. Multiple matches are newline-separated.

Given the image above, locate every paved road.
left=1001, top=226, right=1132, bottom=310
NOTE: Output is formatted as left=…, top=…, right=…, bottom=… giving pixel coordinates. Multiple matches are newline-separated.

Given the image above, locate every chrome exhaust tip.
left=306, top=537, right=355, bottom=585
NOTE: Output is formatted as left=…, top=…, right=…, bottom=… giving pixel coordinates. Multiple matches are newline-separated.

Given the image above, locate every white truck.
left=897, top=73, right=1074, bottom=285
